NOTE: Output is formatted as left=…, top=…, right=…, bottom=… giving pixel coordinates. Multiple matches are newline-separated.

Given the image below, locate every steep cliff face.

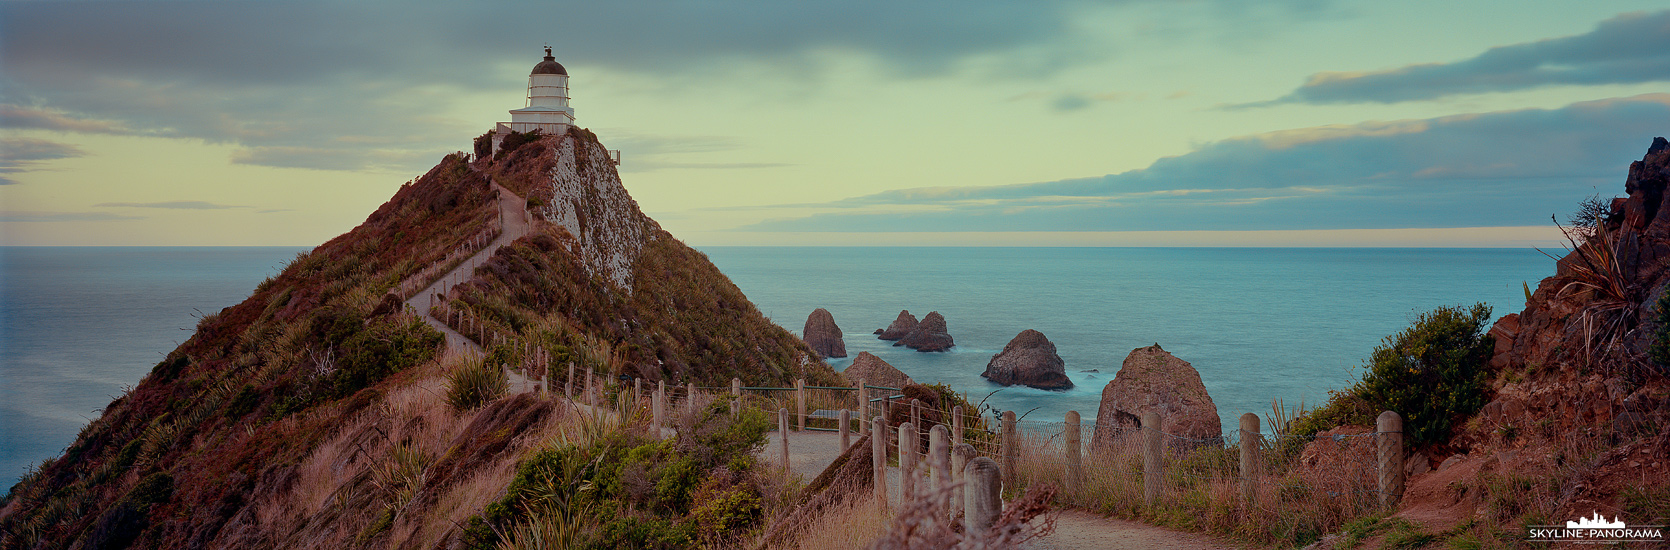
left=538, top=132, right=655, bottom=291
left=0, top=128, right=836, bottom=549
left=1408, top=138, right=1670, bottom=528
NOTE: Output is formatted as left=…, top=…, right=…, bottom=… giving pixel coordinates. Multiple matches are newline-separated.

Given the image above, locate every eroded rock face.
left=876, top=310, right=918, bottom=340
left=537, top=133, right=655, bottom=292
left=803, top=308, right=847, bottom=358
left=1090, top=344, right=1221, bottom=453
left=897, top=311, right=954, bottom=352
left=982, top=330, right=1073, bottom=390
left=1479, top=137, right=1670, bottom=440
left=841, top=352, right=914, bottom=390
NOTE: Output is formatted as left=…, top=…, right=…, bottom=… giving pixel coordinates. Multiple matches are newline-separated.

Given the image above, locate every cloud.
left=95, top=201, right=246, bottom=210
left=0, top=138, right=87, bottom=183
left=0, top=211, right=144, bottom=222
left=1252, top=10, right=1670, bottom=105
left=0, top=0, right=1325, bottom=173
left=600, top=132, right=792, bottom=173
left=740, top=94, right=1670, bottom=232
left=0, top=105, right=139, bottom=135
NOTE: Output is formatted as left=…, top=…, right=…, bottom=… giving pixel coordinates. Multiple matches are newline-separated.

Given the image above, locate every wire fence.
left=420, top=244, right=1403, bottom=545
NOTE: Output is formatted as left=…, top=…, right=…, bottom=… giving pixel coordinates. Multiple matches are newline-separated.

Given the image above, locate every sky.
left=2, top=0, right=1668, bottom=247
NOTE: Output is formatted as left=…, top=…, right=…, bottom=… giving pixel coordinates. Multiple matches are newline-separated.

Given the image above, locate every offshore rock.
left=897, top=311, right=954, bottom=352
left=803, top=308, right=847, bottom=358
left=876, top=310, right=918, bottom=340
left=982, top=330, right=1073, bottom=390
left=842, top=352, right=913, bottom=390
left=1090, top=344, right=1221, bottom=453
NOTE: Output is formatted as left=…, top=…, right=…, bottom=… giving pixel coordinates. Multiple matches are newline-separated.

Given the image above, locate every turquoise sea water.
left=698, top=247, right=1552, bottom=435
left=0, top=246, right=1554, bottom=490
left=0, top=247, right=308, bottom=491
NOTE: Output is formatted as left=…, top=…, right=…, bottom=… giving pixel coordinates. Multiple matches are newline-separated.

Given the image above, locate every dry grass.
left=779, top=496, right=893, bottom=549
left=1002, top=421, right=1382, bottom=546
left=258, top=351, right=591, bottom=549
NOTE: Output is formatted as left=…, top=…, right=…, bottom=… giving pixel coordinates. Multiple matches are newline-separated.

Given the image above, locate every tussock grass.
left=447, top=357, right=509, bottom=412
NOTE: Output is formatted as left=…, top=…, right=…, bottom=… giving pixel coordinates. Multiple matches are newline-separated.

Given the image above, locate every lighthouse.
left=492, top=47, right=575, bottom=154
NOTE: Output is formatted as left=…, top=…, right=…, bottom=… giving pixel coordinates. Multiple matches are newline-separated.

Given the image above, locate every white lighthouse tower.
left=492, top=47, right=574, bottom=154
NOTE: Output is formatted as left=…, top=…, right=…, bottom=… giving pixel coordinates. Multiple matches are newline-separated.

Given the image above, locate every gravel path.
left=401, top=180, right=539, bottom=393
left=762, top=429, right=1241, bottom=550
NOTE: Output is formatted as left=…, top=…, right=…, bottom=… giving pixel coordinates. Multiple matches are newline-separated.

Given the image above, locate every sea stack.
left=876, top=310, right=918, bottom=340
left=982, top=330, right=1072, bottom=390
left=1090, top=344, right=1220, bottom=453
left=897, top=311, right=954, bottom=352
left=841, top=352, right=914, bottom=389
left=802, top=308, right=847, bottom=358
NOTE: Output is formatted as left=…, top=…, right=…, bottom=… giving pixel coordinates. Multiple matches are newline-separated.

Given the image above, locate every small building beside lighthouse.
left=492, top=47, right=574, bottom=154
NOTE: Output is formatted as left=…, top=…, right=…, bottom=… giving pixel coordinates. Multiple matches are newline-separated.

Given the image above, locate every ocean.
left=0, top=247, right=309, bottom=491
left=698, top=247, right=1551, bottom=434
left=0, top=246, right=1553, bottom=489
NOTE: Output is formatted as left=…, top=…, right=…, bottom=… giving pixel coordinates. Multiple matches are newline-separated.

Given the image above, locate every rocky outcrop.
left=982, top=330, right=1073, bottom=390
left=897, top=311, right=954, bottom=352
left=533, top=131, right=657, bottom=292
left=841, top=352, right=913, bottom=390
left=802, top=308, right=847, bottom=358
left=1090, top=344, right=1220, bottom=453
left=876, top=310, right=918, bottom=340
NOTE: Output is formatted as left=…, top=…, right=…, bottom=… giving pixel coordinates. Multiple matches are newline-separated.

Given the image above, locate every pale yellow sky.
left=4, top=0, right=1667, bottom=246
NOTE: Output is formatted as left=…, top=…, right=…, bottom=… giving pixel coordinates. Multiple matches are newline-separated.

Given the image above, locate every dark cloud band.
left=1256, top=10, right=1670, bottom=105
left=742, top=95, right=1670, bottom=232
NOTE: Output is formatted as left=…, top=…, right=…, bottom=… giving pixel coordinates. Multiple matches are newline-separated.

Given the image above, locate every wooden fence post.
left=952, top=405, right=964, bottom=448
left=1239, top=412, right=1260, bottom=506
left=796, top=378, right=807, bottom=431
left=686, top=383, right=697, bottom=416
left=1142, top=411, right=1162, bottom=506
left=930, top=424, right=951, bottom=508
left=653, top=383, right=665, bottom=435
left=857, top=379, right=868, bottom=437
left=900, top=422, right=917, bottom=501
left=873, top=416, right=888, bottom=508
left=1066, top=411, right=1082, bottom=493
left=565, top=363, right=574, bottom=398
left=1001, top=411, right=1018, bottom=492
left=779, top=408, right=791, bottom=473
left=730, top=378, right=742, bottom=417
left=965, top=457, right=1002, bottom=539
left=911, top=399, right=924, bottom=441
left=586, top=367, right=596, bottom=409
left=839, top=409, right=851, bottom=451
left=1377, top=411, right=1404, bottom=507
left=952, top=443, right=976, bottom=522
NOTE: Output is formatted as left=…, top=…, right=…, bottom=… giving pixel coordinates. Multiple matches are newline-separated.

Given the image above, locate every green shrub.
left=1355, top=303, right=1495, bottom=446
left=445, top=359, right=508, bottom=412
left=334, top=315, right=443, bottom=396
left=494, top=129, right=541, bottom=161
left=1279, top=391, right=1374, bottom=458
left=1648, top=285, right=1670, bottom=368
left=225, top=384, right=259, bottom=418
left=591, top=516, right=692, bottom=549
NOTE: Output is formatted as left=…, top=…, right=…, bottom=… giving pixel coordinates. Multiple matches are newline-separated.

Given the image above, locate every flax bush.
left=445, top=359, right=508, bottom=412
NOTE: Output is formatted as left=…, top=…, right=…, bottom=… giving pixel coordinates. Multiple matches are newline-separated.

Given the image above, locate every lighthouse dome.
left=532, top=47, right=567, bottom=76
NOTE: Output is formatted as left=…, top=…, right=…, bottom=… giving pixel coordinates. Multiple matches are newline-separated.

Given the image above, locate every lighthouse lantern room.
left=492, top=46, right=575, bottom=154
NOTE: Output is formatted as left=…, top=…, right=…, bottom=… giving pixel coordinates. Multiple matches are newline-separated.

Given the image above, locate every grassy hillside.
left=0, top=129, right=836, bottom=549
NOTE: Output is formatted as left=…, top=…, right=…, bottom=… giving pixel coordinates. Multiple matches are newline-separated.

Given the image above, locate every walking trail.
left=402, top=178, right=539, bottom=393
left=392, top=170, right=1237, bottom=548
left=762, top=430, right=1241, bottom=550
